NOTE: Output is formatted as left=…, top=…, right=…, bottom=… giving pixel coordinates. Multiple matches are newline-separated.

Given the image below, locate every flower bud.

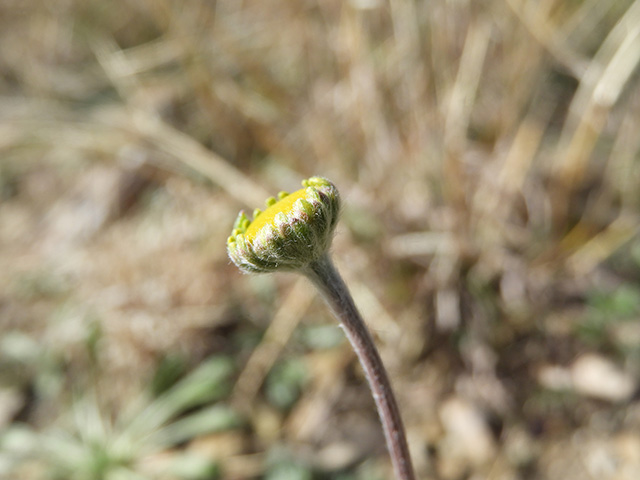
left=227, top=177, right=340, bottom=274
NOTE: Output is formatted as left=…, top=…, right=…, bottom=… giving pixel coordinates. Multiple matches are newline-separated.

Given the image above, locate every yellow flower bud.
left=227, top=177, right=340, bottom=274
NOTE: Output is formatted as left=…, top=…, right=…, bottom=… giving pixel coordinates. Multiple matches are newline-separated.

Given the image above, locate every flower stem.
left=303, top=253, right=415, bottom=480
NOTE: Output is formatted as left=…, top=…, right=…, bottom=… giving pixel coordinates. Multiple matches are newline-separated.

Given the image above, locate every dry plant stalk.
left=227, top=177, right=415, bottom=480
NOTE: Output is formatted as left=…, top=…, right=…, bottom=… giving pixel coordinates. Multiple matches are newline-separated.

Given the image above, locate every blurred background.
left=1, top=1, right=640, bottom=479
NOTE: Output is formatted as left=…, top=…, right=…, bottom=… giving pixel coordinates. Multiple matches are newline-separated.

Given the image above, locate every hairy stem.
left=303, top=253, right=415, bottom=480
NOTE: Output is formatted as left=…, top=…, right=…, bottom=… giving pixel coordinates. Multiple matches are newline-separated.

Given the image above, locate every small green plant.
left=0, top=356, right=238, bottom=480
left=228, top=177, right=415, bottom=480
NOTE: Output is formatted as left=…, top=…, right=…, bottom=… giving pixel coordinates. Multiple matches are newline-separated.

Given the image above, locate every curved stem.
left=303, top=253, right=415, bottom=480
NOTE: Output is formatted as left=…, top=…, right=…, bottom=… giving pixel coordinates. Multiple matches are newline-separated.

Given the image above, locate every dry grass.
left=1, top=1, right=640, bottom=479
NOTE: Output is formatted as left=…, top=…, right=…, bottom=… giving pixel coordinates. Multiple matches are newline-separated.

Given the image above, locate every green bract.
left=227, top=177, right=341, bottom=274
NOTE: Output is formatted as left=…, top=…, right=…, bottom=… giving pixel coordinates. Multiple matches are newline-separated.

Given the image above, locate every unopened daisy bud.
left=227, top=176, right=415, bottom=480
left=227, top=177, right=340, bottom=274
